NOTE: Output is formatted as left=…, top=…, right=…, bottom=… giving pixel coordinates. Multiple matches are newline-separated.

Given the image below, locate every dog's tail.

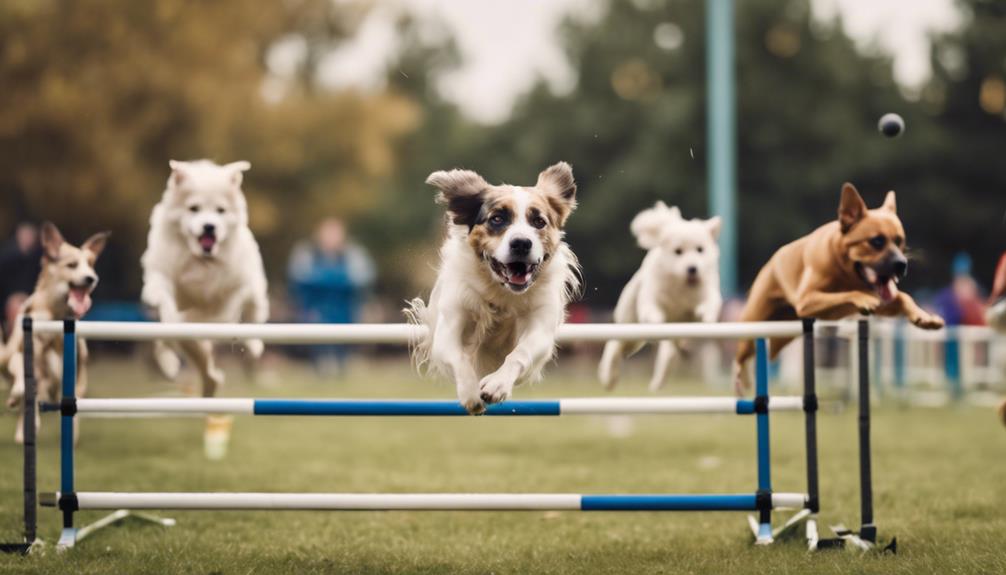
left=403, top=297, right=432, bottom=375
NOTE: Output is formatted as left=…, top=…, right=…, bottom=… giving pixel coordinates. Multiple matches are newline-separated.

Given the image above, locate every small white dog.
left=406, top=163, right=581, bottom=414
left=141, top=160, right=269, bottom=396
left=598, top=202, right=722, bottom=391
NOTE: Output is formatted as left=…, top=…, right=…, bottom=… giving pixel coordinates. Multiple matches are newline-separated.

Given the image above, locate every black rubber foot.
left=0, top=543, right=31, bottom=555
left=883, top=537, right=898, bottom=555
left=815, top=538, right=846, bottom=550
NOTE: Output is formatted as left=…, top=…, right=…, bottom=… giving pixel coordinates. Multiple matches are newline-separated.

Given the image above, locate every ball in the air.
left=878, top=113, right=905, bottom=138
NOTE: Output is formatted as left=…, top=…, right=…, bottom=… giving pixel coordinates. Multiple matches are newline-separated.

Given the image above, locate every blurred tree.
left=909, top=0, right=1006, bottom=290
left=0, top=0, right=418, bottom=299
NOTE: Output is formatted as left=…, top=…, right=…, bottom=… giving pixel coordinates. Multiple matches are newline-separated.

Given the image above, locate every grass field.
left=1, top=356, right=1005, bottom=574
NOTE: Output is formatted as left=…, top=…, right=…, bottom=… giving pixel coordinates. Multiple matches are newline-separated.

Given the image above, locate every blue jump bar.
left=253, top=399, right=561, bottom=416
left=582, top=494, right=756, bottom=511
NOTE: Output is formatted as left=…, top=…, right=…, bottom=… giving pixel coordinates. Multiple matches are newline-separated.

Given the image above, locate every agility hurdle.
left=3, top=318, right=883, bottom=554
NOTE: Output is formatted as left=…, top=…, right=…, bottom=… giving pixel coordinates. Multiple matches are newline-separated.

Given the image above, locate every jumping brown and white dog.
left=1, top=222, right=109, bottom=443
left=141, top=160, right=269, bottom=397
left=406, top=163, right=581, bottom=414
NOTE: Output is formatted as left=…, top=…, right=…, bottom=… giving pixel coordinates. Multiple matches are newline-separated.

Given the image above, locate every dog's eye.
left=531, top=216, right=547, bottom=229
left=67, top=261, right=78, bottom=269
left=216, top=207, right=225, bottom=214
left=674, top=248, right=683, bottom=256
left=697, top=246, right=704, bottom=253
left=188, top=205, right=199, bottom=213
left=869, top=235, right=887, bottom=250
left=489, top=214, right=505, bottom=227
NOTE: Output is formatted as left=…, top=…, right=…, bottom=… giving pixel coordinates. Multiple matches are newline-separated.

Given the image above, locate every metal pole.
left=58, top=319, right=78, bottom=548
left=23, top=317, right=37, bottom=545
left=707, top=0, right=737, bottom=296
left=858, top=319, right=876, bottom=543
left=754, top=339, right=773, bottom=544
left=802, top=319, right=819, bottom=515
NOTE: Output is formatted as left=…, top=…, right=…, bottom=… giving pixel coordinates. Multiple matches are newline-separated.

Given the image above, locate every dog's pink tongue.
left=878, top=278, right=898, bottom=303
left=68, top=288, right=92, bottom=318
left=509, top=272, right=528, bottom=285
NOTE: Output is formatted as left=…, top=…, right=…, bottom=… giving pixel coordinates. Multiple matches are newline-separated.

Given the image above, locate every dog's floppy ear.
left=427, top=169, right=489, bottom=228
left=224, top=161, right=251, bottom=187
left=882, top=190, right=897, bottom=213
left=82, top=231, right=111, bottom=258
left=631, top=202, right=677, bottom=249
left=537, top=162, right=577, bottom=227
left=706, top=215, right=722, bottom=240
left=40, top=221, right=64, bottom=261
left=838, top=182, right=868, bottom=233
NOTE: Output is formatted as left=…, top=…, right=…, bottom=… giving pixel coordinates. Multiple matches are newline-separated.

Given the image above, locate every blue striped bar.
left=252, top=399, right=561, bottom=416
left=581, top=494, right=756, bottom=511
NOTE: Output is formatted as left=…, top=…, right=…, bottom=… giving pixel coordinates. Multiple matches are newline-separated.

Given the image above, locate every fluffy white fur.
left=598, top=202, right=722, bottom=391
left=407, top=164, right=581, bottom=414
left=141, top=159, right=269, bottom=396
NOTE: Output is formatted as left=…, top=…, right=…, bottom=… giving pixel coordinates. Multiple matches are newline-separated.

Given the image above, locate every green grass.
left=1, top=357, right=1005, bottom=574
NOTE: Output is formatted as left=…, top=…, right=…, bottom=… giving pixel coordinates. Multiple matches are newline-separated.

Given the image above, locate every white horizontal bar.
left=57, top=492, right=809, bottom=511
left=70, top=492, right=581, bottom=510
left=72, top=397, right=805, bottom=416
left=75, top=398, right=254, bottom=414
left=771, top=493, right=808, bottom=509
left=31, top=320, right=807, bottom=343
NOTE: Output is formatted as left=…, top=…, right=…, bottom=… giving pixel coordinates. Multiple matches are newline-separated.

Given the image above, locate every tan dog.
left=733, top=183, right=944, bottom=393
left=1, top=222, right=109, bottom=443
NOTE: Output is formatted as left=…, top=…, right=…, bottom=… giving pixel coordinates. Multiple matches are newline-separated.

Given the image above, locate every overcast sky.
left=315, top=0, right=962, bottom=124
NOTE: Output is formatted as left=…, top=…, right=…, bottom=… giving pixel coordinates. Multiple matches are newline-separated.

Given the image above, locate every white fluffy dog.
left=598, top=202, right=722, bottom=391
left=407, top=163, right=581, bottom=414
left=141, top=160, right=269, bottom=396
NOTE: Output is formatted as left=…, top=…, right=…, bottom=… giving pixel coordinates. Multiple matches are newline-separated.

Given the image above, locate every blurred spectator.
left=988, top=246, right=1006, bottom=331
left=0, top=223, right=41, bottom=337
left=288, top=218, right=376, bottom=376
left=934, top=253, right=986, bottom=327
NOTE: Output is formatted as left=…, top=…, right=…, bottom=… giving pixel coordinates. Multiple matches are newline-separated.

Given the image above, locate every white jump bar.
left=71, top=397, right=805, bottom=416
left=47, top=492, right=809, bottom=511
left=30, top=320, right=808, bottom=343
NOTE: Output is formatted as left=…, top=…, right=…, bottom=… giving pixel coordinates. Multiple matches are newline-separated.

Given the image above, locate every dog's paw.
left=244, top=339, right=265, bottom=359
left=461, top=396, right=486, bottom=415
left=851, top=293, right=882, bottom=315
left=153, top=342, right=182, bottom=380
left=732, top=362, right=750, bottom=396
left=479, top=372, right=514, bottom=405
left=6, top=384, right=23, bottom=409
left=911, top=312, right=945, bottom=331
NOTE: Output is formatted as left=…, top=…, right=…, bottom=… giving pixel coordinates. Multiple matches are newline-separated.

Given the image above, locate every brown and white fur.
left=733, top=183, right=945, bottom=394
left=406, top=163, right=581, bottom=414
left=141, top=160, right=269, bottom=397
left=1, top=222, right=109, bottom=443
left=599, top=202, right=722, bottom=391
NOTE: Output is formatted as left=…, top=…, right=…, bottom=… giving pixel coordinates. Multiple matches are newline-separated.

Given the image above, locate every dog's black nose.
left=510, top=238, right=532, bottom=256
left=893, top=259, right=908, bottom=279
left=203, top=223, right=216, bottom=234
left=83, top=275, right=96, bottom=286
left=687, top=266, right=698, bottom=276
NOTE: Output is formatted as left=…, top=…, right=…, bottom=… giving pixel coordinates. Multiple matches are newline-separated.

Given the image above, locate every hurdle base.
left=57, top=528, right=77, bottom=551
left=0, top=542, right=32, bottom=556
left=828, top=523, right=895, bottom=553
left=745, top=515, right=774, bottom=545
left=76, top=509, right=176, bottom=546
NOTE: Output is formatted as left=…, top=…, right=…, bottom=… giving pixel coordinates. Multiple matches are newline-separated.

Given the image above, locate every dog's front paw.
left=153, top=342, right=182, bottom=380
left=732, top=362, right=750, bottom=396
left=6, top=383, right=24, bottom=409
left=851, top=293, right=882, bottom=315
left=459, top=394, right=485, bottom=415
left=911, top=311, right=945, bottom=330
left=479, top=371, right=514, bottom=405
left=244, top=339, right=265, bottom=359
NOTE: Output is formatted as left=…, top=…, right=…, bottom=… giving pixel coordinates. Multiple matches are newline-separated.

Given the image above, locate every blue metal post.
left=707, top=0, right=737, bottom=297
left=754, top=339, right=773, bottom=543
left=59, top=320, right=77, bottom=546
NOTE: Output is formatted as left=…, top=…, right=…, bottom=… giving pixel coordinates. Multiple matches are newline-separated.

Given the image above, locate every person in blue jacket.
left=287, top=218, right=375, bottom=376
